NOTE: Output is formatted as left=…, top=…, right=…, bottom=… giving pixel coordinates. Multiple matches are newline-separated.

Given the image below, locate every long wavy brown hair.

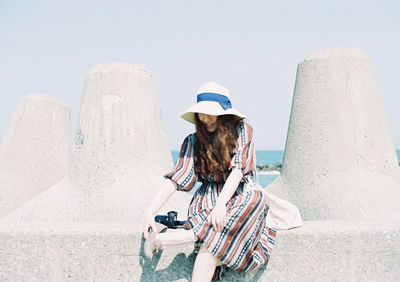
left=194, top=113, right=240, bottom=178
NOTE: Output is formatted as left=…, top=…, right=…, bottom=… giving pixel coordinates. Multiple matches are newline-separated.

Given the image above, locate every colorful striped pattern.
left=164, top=134, right=197, bottom=191
left=164, top=120, right=276, bottom=272
left=230, top=121, right=255, bottom=176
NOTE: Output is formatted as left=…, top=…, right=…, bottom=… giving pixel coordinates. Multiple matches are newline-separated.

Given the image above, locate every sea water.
left=172, top=150, right=400, bottom=189
left=171, top=150, right=283, bottom=188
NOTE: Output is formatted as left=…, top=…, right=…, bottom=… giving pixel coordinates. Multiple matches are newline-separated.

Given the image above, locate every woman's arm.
left=208, top=168, right=243, bottom=231
left=143, top=178, right=177, bottom=239
left=217, top=168, right=243, bottom=204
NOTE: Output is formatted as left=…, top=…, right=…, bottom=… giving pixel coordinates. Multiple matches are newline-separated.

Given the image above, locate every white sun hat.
left=181, top=81, right=246, bottom=124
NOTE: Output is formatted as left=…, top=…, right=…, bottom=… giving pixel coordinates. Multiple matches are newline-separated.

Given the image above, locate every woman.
left=143, top=82, right=276, bottom=281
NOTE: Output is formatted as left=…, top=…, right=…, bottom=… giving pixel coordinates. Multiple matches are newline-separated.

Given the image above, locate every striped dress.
left=165, top=120, right=276, bottom=272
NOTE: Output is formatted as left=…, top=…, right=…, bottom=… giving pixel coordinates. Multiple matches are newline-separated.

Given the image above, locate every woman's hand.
left=142, top=178, right=178, bottom=239
left=208, top=201, right=227, bottom=232
left=143, top=209, right=157, bottom=239
left=207, top=168, right=242, bottom=232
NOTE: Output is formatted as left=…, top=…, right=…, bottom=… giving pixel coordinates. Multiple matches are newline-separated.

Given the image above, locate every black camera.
left=155, top=211, right=185, bottom=229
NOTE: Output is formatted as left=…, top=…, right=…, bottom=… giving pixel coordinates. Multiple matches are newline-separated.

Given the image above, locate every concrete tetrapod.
left=262, top=47, right=400, bottom=281
left=0, top=64, right=193, bottom=281
left=0, top=94, right=70, bottom=218
left=268, top=47, right=400, bottom=221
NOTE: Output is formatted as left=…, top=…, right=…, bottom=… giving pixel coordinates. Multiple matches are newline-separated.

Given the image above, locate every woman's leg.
left=156, top=229, right=197, bottom=249
left=145, top=228, right=197, bottom=259
left=192, top=246, right=217, bottom=282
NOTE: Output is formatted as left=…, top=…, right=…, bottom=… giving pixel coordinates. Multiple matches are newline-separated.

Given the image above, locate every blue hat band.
left=196, top=93, right=232, bottom=111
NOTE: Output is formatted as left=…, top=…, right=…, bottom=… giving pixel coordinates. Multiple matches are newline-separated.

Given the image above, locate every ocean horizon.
left=172, top=150, right=400, bottom=165
left=172, top=150, right=400, bottom=188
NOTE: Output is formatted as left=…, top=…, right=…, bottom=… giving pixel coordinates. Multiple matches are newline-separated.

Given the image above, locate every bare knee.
left=192, top=246, right=217, bottom=282
left=196, top=245, right=217, bottom=264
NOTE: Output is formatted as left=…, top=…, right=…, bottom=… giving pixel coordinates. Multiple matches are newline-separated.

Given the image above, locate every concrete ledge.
left=0, top=221, right=399, bottom=281
left=264, top=221, right=400, bottom=281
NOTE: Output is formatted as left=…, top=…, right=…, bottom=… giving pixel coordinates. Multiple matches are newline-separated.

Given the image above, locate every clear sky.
left=1, top=0, right=399, bottom=149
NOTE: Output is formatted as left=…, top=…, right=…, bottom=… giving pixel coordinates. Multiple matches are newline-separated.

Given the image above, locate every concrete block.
left=268, top=48, right=400, bottom=220
left=2, top=63, right=189, bottom=223
left=70, top=63, right=173, bottom=191
left=262, top=221, right=400, bottom=281
left=0, top=94, right=70, bottom=218
left=1, top=221, right=398, bottom=281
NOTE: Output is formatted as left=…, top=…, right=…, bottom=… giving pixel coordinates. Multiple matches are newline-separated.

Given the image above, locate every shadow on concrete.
left=139, top=235, right=195, bottom=281
left=223, top=264, right=267, bottom=281
left=138, top=235, right=268, bottom=281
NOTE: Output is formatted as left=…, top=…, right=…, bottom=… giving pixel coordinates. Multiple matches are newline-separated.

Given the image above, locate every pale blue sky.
left=1, top=0, right=399, bottom=149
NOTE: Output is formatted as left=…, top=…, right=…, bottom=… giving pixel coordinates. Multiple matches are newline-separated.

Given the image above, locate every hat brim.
left=181, top=101, right=246, bottom=124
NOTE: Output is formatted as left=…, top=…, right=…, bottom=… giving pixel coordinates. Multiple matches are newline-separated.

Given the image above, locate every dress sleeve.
left=230, top=121, right=255, bottom=176
left=164, top=134, right=197, bottom=192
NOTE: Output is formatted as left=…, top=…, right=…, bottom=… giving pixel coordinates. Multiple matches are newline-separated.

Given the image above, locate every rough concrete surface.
left=2, top=63, right=189, bottom=224
left=0, top=94, right=70, bottom=218
left=0, top=63, right=190, bottom=280
left=0, top=221, right=399, bottom=281
left=268, top=47, right=400, bottom=221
